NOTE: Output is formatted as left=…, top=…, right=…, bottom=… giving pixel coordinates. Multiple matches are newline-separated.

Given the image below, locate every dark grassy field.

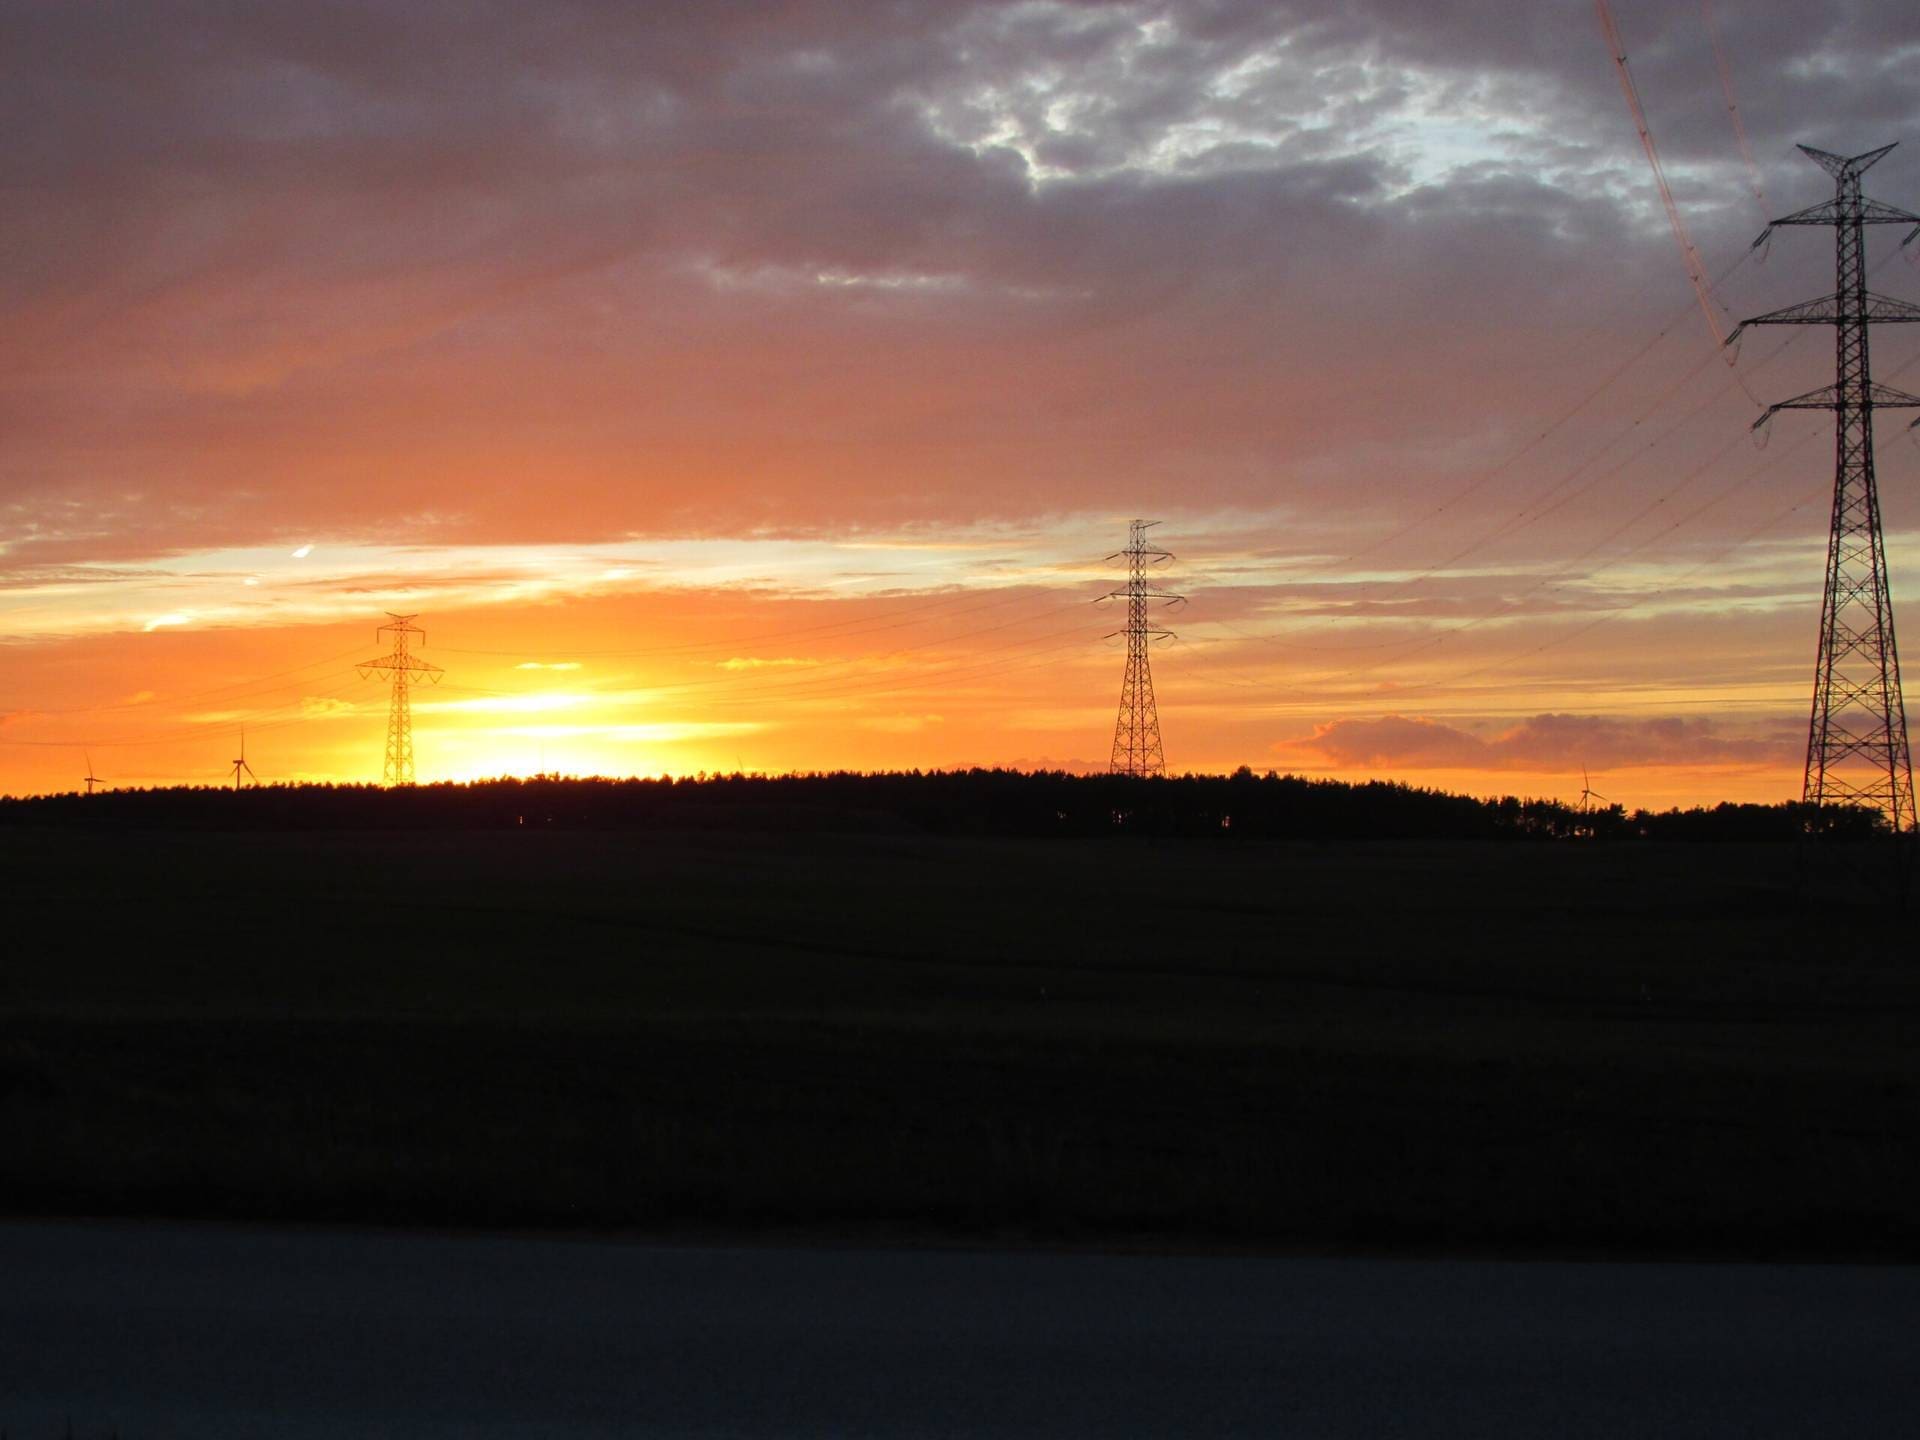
left=3, top=804, right=1916, bottom=1257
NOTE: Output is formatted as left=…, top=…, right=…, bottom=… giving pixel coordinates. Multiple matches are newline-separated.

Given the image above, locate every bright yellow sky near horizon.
left=4, top=488, right=1901, bottom=811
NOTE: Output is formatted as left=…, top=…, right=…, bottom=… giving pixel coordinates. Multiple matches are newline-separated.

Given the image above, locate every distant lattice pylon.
left=357, top=613, right=443, bottom=786
left=1103, top=519, right=1183, bottom=777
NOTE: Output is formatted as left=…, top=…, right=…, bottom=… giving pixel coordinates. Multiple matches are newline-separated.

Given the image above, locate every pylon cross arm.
left=1864, top=293, right=1920, bottom=323
left=1742, top=292, right=1847, bottom=327
left=1798, top=141, right=1899, bottom=179
left=1732, top=290, right=1920, bottom=335
left=1761, top=196, right=1920, bottom=234
left=1730, top=292, right=1920, bottom=347
left=1753, top=381, right=1920, bottom=428
left=1865, top=382, right=1920, bottom=409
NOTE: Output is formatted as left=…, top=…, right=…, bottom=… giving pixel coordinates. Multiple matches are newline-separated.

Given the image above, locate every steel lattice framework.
left=1104, top=519, right=1183, bottom=777
left=1731, top=143, right=1920, bottom=832
left=357, top=613, right=443, bottom=786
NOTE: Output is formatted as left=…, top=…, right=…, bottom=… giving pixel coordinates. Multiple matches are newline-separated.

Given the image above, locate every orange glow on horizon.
left=6, top=6, right=1918, bottom=815
left=0, top=541, right=1830, bottom=814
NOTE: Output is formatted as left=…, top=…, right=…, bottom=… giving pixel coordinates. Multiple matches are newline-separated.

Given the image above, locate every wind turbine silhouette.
left=229, top=729, right=257, bottom=791
left=1577, top=765, right=1611, bottom=813
left=82, top=751, right=100, bottom=795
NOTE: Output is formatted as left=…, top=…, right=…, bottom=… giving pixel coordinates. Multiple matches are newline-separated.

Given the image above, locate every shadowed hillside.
left=2, top=774, right=1913, bottom=1258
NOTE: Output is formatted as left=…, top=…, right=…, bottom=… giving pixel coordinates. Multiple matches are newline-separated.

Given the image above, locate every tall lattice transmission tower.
left=357, top=613, right=443, bottom=787
left=1731, top=143, right=1920, bottom=832
left=1103, top=519, right=1184, bottom=777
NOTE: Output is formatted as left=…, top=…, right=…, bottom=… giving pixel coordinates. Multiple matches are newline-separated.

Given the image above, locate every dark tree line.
left=0, top=769, right=1888, bottom=841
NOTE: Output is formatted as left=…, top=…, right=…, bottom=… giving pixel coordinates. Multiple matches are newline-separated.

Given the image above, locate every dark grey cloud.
left=0, top=0, right=1915, bottom=563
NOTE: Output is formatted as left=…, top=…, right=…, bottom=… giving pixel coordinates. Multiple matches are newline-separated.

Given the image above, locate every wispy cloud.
left=1282, top=712, right=1799, bottom=773
left=718, top=656, right=819, bottom=671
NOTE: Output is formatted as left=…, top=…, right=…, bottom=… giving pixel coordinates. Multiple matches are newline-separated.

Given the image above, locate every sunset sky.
left=4, top=0, right=1920, bottom=806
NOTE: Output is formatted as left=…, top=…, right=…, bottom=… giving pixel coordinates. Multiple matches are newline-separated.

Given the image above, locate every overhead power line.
left=1595, top=0, right=1751, bottom=377
left=1699, top=0, right=1770, bottom=219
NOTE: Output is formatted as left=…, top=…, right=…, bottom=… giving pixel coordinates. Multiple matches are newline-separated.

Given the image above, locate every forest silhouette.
left=0, top=768, right=1889, bottom=841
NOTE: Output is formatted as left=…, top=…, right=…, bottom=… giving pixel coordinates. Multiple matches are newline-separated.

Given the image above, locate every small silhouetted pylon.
left=1103, top=519, right=1183, bottom=777
left=357, top=613, right=443, bottom=786
left=229, top=728, right=256, bottom=790
left=1733, top=143, right=1920, bottom=831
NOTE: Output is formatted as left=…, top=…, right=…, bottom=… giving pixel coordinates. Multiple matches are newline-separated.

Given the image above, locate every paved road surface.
left=3, top=1222, right=1916, bottom=1437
